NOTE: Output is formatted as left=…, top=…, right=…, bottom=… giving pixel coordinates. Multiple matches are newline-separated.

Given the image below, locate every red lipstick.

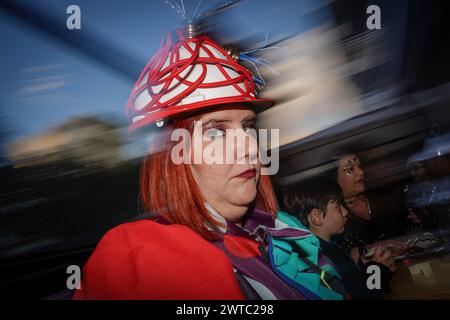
left=236, top=169, right=257, bottom=179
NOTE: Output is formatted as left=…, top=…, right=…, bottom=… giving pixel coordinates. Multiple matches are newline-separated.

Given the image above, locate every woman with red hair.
left=73, top=30, right=347, bottom=300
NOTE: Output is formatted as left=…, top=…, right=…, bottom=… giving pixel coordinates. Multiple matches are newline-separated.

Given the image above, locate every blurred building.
left=7, top=116, right=124, bottom=170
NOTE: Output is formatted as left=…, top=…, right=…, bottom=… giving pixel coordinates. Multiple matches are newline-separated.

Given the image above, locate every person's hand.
left=407, top=208, right=421, bottom=224
left=366, top=239, right=406, bottom=257
left=370, top=246, right=396, bottom=273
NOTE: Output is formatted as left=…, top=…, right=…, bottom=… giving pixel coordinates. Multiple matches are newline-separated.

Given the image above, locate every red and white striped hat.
left=125, top=31, right=273, bottom=131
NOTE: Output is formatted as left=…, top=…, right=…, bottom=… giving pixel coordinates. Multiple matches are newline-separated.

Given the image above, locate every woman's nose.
left=235, top=129, right=258, bottom=163
left=356, top=166, right=365, bottom=178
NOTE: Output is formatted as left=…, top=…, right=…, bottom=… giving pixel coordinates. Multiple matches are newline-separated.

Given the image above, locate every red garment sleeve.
left=73, top=219, right=244, bottom=300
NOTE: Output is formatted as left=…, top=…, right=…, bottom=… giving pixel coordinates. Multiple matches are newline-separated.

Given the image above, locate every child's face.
left=323, top=199, right=348, bottom=236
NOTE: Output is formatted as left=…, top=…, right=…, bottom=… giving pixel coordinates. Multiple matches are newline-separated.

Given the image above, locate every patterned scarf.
left=207, top=207, right=348, bottom=300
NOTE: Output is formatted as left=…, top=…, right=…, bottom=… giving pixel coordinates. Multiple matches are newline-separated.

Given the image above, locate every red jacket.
left=73, top=219, right=244, bottom=300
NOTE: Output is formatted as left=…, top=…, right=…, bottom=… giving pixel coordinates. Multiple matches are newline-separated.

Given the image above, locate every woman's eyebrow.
left=201, top=118, right=232, bottom=127
left=243, top=116, right=256, bottom=123
left=200, top=115, right=256, bottom=127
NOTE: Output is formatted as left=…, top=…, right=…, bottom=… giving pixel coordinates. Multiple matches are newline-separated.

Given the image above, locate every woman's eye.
left=244, top=124, right=257, bottom=136
left=205, top=128, right=225, bottom=138
left=344, top=167, right=354, bottom=176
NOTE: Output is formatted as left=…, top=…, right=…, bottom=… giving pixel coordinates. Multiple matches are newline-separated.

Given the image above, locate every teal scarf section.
left=265, top=211, right=345, bottom=300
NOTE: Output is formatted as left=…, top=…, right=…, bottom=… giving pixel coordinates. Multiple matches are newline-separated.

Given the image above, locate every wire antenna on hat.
left=162, top=0, right=186, bottom=19
left=162, top=0, right=241, bottom=22
left=195, top=0, right=241, bottom=21
left=192, top=0, right=203, bottom=19
left=161, top=0, right=242, bottom=39
left=238, top=30, right=280, bottom=90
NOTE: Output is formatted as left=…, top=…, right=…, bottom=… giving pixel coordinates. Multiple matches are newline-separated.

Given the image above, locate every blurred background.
left=1, top=0, right=450, bottom=299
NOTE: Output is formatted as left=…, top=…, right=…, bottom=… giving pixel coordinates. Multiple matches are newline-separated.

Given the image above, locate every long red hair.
left=140, top=115, right=278, bottom=240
